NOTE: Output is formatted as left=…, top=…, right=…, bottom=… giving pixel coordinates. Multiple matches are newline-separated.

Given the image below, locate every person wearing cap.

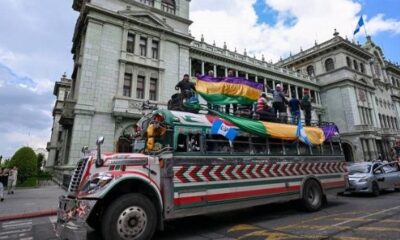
left=175, top=74, right=196, bottom=100
left=267, top=84, right=288, bottom=122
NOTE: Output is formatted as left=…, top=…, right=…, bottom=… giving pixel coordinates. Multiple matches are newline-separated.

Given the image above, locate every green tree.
left=37, top=153, right=44, bottom=174
left=9, top=147, right=37, bottom=183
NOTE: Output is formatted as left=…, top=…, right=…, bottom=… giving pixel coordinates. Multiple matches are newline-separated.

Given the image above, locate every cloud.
left=0, top=63, right=53, bottom=157
left=367, top=14, right=400, bottom=35
left=189, top=0, right=400, bottom=62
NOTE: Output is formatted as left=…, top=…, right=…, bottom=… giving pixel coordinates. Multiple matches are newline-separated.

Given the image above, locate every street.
left=0, top=216, right=57, bottom=240
left=1, top=191, right=399, bottom=240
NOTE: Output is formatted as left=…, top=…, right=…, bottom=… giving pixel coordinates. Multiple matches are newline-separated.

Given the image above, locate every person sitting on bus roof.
left=256, top=93, right=275, bottom=121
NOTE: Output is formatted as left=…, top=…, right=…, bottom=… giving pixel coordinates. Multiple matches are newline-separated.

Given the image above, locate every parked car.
left=346, top=161, right=400, bottom=196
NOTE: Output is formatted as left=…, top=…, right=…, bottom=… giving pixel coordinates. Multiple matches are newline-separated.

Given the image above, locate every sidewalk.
left=0, top=183, right=66, bottom=221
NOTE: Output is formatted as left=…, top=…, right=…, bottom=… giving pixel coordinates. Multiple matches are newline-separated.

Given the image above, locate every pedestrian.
left=268, top=84, right=288, bottom=123
left=288, top=96, right=301, bottom=124
left=0, top=168, right=9, bottom=202
left=175, top=74, right=196, bottom=101
left=301, top=95, right=312, bottom=126
left=225, top=69, right=237, bottom=114
left=8, top=166, right=17, bottom=194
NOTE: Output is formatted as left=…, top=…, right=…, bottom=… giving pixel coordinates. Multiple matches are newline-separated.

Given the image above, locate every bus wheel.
left=102, top=193, right=157, bottom=240
left=302, top=179, right=323, bottom=212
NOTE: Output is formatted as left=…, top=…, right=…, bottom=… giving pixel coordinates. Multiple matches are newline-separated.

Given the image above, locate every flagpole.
left=363, top=16, right=369, bottom=37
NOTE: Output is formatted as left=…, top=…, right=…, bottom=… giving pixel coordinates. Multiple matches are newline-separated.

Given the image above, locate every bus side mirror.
left=96, top=136, right=105, bottom=167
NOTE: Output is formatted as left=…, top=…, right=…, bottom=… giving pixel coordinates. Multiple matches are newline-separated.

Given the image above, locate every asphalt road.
left=0, top=216, right=57, bottom=240
left=1, top=191, right=399, bottom=240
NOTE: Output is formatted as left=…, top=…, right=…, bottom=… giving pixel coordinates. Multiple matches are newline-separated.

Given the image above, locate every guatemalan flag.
left=353, top=16, right=364, bottom=35
left=296, top=120, right=312, bottom=146
left=211, top=119, right=237, bottom=141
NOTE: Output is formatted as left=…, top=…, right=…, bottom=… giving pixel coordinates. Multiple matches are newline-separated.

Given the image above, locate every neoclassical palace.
left=47, top=0, right=400, bottom=183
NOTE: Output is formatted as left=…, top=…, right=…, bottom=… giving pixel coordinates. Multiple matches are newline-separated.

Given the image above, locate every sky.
left=0, top=0, right=399, bottom=158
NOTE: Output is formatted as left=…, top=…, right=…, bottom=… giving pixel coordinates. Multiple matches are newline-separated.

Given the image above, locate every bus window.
left=176, top=134, right=187, bottom=152
left=311, top=144, right=322, bottom=155
left=175, top=133, right=201, bottom=153
left=283, top=140, right=297, bottom=155
left=251, top=137, right=268, bottom=155
left=232, top=136, right=250, bottom=154
left=269, top=138, right=284, bottom=155
left=332, top=141, right=342, bottom=155
left=298, top=142, right=310, bottom=155
left=206, top=134, right=231, bottom=154
left=188, top=133, right=201, bottom=152
left=322, top=141, right=332, bottom=155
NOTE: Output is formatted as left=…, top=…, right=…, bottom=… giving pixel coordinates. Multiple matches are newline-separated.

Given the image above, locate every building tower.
left=50, top=0, right=193, bottom=182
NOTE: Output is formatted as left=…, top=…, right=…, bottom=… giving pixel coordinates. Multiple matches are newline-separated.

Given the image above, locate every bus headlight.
left=82, top=172, right=114, bottom=194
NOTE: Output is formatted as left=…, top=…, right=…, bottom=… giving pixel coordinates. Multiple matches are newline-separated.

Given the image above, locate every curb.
left=0, top=209, right=57, bottom=222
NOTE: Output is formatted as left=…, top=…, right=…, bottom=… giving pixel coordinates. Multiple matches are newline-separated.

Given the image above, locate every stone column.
left=245, top=72, right=249, bottom=79
left=201, top=61, right=205, bottom=75
left=368, top=138, right=376, bottom=160
left=135, top=34, right=140, bottom=56
left=213, top=64, right=217, bottom=77
left=189, top=57, right=192, bottom=76
left=147, top=38, right=152, bottom=58
left=235, top=70, right=239, bottom=77
left=117, top=62, right=126, bottom=96
left=288, top=84, right=292, bottom=98
left=295, top=86, right=299, bottom=99
left=224, top=67, right=228, bottom=77
left=272, top=80, right=276, bottom=89
left=362, top=139, right=369, bottom=161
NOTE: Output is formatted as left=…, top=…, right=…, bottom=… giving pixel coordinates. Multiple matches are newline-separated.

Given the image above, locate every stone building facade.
left=47, top=0, right=400, bottom=181
left=46, top=74, right=72, bottom=180
left=278, top=32, right=400, bottom=162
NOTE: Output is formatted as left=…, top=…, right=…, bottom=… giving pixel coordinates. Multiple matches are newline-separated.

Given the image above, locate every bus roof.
left=153, top=109, right=336, bottom=145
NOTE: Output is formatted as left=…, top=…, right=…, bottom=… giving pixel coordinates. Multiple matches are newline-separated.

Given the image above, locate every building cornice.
left=190, top=40, right=319, bottom=88
left=278, top=36, right=374, bottom=67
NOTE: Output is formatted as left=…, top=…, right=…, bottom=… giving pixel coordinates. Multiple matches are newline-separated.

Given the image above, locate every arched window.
left=353, top=60, right=358, bottom=71
left=346, top=57, right=352, bottom=68
left=306, top=65, right=315, bottom=76
left=162, top=0, right=176, bottom=14
left=325, top=58, right=334, bottom=72
left=360, top=63, right=365, bottom=73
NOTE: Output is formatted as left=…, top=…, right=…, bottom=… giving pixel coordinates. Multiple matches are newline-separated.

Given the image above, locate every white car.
left=346, top=161, right=400, bottom=196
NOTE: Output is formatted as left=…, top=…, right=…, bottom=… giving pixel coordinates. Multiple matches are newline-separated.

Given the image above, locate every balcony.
left=139, top=0, right=154, bottom=7
left=354, top=125, right=375, bottom=132
left=59, top=99, right=76, bottom=126
left=113, top=96, right=167, bottom=118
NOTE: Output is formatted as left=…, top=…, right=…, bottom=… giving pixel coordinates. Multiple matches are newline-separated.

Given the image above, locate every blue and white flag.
left=296, top=120, right=312, bottom=146
left=211, top=119, right=237, bottom=141
left=353, top=16, right=364, bottom=35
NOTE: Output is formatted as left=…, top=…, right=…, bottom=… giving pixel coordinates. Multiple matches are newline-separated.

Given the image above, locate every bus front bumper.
left=55, top=195, right=97, bottom=240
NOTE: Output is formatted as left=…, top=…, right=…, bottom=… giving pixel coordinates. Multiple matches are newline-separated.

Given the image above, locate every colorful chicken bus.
left=56, top=109, right=347, bottom=240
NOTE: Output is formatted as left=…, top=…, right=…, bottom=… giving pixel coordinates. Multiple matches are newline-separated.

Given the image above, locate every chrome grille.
left=68, top=158, right=88, bottom=193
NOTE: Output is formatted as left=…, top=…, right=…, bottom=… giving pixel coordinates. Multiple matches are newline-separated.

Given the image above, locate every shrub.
left=9, top=147, right=38, bottom=184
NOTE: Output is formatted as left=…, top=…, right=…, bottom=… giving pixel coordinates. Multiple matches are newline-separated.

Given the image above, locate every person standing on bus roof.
left=301, top=95, right=312, bottom=126
left=288, top=96, right=301, bottom=124
left=175, top=74, right=196, bottom=100
left=268, top=84, right=288, bottom=122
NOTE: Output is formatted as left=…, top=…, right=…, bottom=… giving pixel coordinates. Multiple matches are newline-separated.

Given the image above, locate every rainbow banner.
left=210, top=110, right=325, bottom=145
left=196, top=76, right=263, bottom=105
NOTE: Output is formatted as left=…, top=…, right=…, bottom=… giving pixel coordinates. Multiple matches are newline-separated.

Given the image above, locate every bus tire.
left=302, top=179, right=323, bottom=212
left=102, top=193, right=157, bottom=240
